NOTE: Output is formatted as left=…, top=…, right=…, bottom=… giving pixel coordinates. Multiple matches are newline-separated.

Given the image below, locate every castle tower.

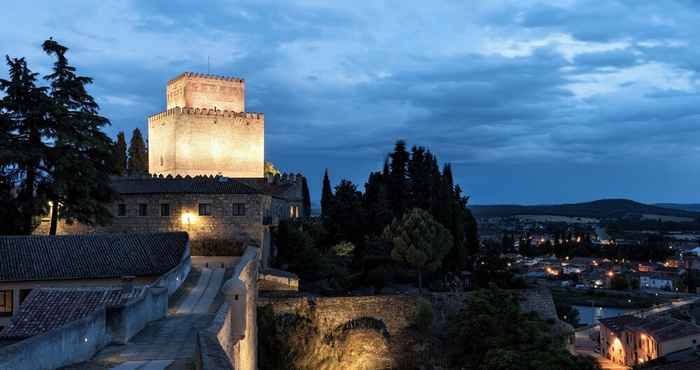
left=148, top=72, right=264, bottom=178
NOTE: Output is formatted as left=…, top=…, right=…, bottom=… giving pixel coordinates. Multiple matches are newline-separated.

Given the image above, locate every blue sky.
left=1, top=0, right=699, bottom=205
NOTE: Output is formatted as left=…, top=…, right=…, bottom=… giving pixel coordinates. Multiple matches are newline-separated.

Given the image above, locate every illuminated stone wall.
left=150, top=72, right=264, bottom=178
left=149, top=108, right=264, bottom=178
left=34, top=193, right=274, bottom=250
left=166, top=72, right=245, bottom=112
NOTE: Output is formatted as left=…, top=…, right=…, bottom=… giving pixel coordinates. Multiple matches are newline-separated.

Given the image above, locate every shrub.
left=366, top=266, right=394, bottom=294
left=190, top=238, right=245, bottom=256
left=413, top=298, right=434, bottom=333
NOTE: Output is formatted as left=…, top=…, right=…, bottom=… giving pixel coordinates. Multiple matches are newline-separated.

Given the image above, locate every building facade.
left=149, top=72, right=264, bottom=178
left=599, top=315, right=700, bottom=366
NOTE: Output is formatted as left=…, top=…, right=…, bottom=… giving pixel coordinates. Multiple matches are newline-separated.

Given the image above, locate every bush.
left=190, top=238, right=245, bottom=256
left=413, top=298, right=434, bottom=333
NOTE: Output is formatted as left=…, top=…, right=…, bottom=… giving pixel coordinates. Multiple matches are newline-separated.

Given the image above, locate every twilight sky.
left=1, top=0, right=700, bottom=205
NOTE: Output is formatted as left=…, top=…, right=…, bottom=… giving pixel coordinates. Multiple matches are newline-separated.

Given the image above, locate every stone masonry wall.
left=166, top=73, right=245, bottom=112
left=35, top=193, right=268, bottom=249
left=258, top=295, right=418, bottom=336
left=148, top=108, right=264, bottom=178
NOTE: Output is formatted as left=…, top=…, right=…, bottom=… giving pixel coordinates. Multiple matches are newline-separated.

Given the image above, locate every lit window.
left=160, top=203, right=170, bottom=217
left=0, top=290, right=12, bottom=317
left=199, top=203, right=212, bottom=216
left=232, top=203, right=246, bottom=216
left=138, top=203, right=148, bottom=217
left=118, top=204, right=127, bottom=217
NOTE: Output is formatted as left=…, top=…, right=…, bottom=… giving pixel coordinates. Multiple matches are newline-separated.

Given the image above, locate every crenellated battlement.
left=148, top=107, right=264, bottom=123
left=168, top=72, right=244, bottom=85
left=150, top=72, right=264, bottom=178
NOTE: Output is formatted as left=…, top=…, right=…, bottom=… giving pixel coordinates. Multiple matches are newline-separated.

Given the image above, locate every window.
left=232, top=203, right=246, bottom=216
left=199, top=203, right=212, bottom=216
left=117, top=204, right=127, bottom=217
left=138, top=203, right=148, bottom=217
left=0, top=290, right=12, bottom=317
left=160, top=203, right=170, bottom=217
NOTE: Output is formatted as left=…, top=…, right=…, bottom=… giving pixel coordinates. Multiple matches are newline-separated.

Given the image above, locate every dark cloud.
left=1, top=0, right=700, bottom=204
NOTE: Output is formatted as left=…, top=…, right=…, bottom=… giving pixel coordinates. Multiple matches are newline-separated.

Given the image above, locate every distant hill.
left=470, top=199, right=700, bottom=220
left=655, top=203, right=700, bottom=213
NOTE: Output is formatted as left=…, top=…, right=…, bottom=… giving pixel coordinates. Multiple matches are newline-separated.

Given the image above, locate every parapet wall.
left=167, top=72, right=245, bottom=112
left=198, top=245, right=260, bottom=370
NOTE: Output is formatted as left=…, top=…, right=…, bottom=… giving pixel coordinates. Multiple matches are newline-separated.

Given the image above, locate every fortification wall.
left=167, top=72, right=245, bottom=112
left=148, top=108, right=264, bottom=178
left=258, top=295, right=418, bottom=335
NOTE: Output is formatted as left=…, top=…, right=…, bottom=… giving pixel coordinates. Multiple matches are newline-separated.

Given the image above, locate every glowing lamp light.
left=181, top=212, right=196, bottom=228
left=607, top=271, right=614, bottom=277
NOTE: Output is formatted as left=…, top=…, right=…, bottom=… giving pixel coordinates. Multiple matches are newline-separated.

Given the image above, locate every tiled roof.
left=0, top=232, right=188, bottom=283
left=0, top=287, right=141, bottom=339
left=112, top=176, right=260, bottom=195
left=598, top=315, right=643, bottom=333
left=632, top=317, right=700, bottom=342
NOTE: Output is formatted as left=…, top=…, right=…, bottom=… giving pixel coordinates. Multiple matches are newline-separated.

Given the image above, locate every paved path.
left=74, top=267, right=226, bottom=369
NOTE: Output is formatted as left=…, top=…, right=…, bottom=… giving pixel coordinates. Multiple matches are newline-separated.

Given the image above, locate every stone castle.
left=149, top=72, right=264, bottom=178
left=36, top=72, right=305, bottom=260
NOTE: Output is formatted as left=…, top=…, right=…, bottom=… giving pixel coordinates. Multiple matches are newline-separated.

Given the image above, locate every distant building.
left=639, top=273, right=675, bottom=290
left=599, top=315, right=700, bottom=366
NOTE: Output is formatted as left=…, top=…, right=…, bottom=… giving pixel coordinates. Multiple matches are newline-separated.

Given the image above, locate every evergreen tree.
left=363, top=171, right=393, bottom=236
left=387, top=140, right=409, bottom=217
left=321, top=169, right=333, bottom=219
left=127, top=128, right=148, bottom=175
left=42, top=38, right=115, bottom=235
left=383, top=208, right=453, bottom=292
left=113, top=131, right=127, bottom=176
left=0, top=56, right=52, bottom=234
left=301, top=176, right=311, bottom=218
left=332, top=179, right=366, bottom=260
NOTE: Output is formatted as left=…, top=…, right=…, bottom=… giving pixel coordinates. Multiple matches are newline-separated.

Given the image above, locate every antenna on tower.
left=207, top=56, right=210, bottom=74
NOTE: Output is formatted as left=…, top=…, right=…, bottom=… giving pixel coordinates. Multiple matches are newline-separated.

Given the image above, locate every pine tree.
left=127, top=128, right=148, bottom=175
left=42, top=38, right=115, bottom=235
left=114, top=131, right=127, bottom=176
left=321, top=169, right=333, bottom=219
left=383, top=208, right=453, bottom=292
left=301, top=176, right=311, bottom=218
left=0, top=56, right=52, bottom=234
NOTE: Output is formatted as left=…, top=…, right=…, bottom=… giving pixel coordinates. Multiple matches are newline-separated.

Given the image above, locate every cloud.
left=2, top=0, right=700, bottom=204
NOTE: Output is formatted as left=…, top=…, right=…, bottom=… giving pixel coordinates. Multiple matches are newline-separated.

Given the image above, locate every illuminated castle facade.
left=148, top=72, right=264, bottom=178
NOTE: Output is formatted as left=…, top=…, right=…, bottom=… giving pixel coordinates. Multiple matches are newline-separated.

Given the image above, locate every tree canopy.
left=383, top=208, right=453, bottom=291
left=0, top=38, right=115, bottom=235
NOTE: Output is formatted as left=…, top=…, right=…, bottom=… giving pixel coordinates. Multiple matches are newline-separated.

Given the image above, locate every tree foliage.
left=113, top=131, right=127, bottom=175
left=0, top=39, right=115, bottom=235
left=383, top=208, right=453, bottom=291
left=127, top=127, right=148, bottom=175
left=448, top=289, right=600, bottom=370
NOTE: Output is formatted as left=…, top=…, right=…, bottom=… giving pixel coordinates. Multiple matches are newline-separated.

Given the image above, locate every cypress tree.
left=114, top=131, right=127, bottom=176
left=127, top=128, right=148, bottom=175
left=388, top=140, right=409, bottom=217
left=42, top=38, right=115, bottom=235
left=321, top=169, right=333, bottom=218
left=301, top=176, right=311, bottom=218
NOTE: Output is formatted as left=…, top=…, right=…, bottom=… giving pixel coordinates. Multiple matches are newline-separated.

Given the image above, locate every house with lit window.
left=599, top=315, right=700, bottom=366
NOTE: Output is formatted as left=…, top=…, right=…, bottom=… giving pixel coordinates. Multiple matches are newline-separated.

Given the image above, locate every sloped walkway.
left=62, top=267, right=227, bottom=370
